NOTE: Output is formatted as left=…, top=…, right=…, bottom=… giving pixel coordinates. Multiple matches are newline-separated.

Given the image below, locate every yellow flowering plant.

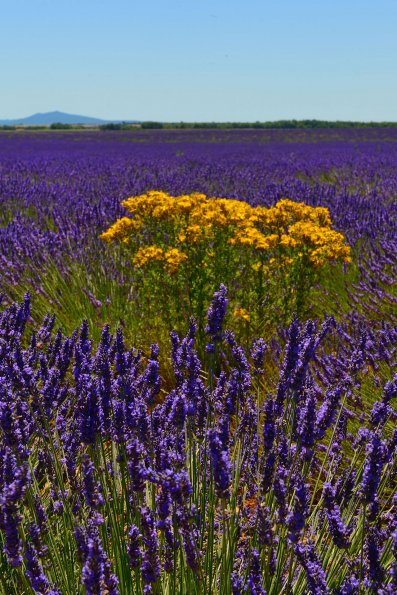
left=101, top=191, right=351, bottom=336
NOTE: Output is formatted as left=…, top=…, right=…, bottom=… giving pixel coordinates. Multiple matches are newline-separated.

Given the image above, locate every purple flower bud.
left=361, top=432, right=385, bottom=504
left=127, top=525, right=141, bottom=569
left=365, top=527, right=385, bottom=592
left=295, top=541, right=329, bottom=594
left=126, top=439, right=146, bottom=493
left=263, top=398, right=276, bottom=453
left=287, top=478, right=309, bottom=543
left=273, top=466, right=288, bottom=523
left=251, top=338, right=267, bottom=374
left=336, top=573, right=360, bottom=594
left=81, top=455, right=104, bottom=513
left=256, top=503, right=273, bottom=547
left=140, top=507, right=160, bottom=586
left=247, top=548, right=266, bottom=594
left=0, top=449, right=30, bottom=566
left=141, top=344, right=161, bottom=406
left=323, top=482, right=350, bottom=548
left=81, top=527, right=119, bottom=595
left=25, top=542, right=59, bottom=594
left=205, top=284, right=227, bottom=350
left=208, top=427, right=232, bottom=499
left=315, top=383, right=344, bottom=441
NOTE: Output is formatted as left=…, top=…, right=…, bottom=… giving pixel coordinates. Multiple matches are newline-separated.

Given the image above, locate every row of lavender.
left=0, top=286, right=396, bottom=593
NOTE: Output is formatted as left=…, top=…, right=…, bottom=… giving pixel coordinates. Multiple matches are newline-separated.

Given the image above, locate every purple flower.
left=208, top=427, right=232, bottom=499
left=315, top=384, right=344, bottom=440
left=251, top=338, right=267, bottom=374
left=365, top=527, right=385, bottom=592
left=127, top=525, right=141, bottom=569
left=167, top=389, right=188, bottom=430
left=322, top=482, right=350, bottom=548
left=126, top=438, right=147, bottom=493
left=161, top=520, right=176, bottom=573
left=34, top=495, right=48, bottom=534
left=361, top=431, right=385, bottom=504
left=28, top=522, right=48, bottom=558
left=231, top=545, right=245, bottom=594
left=140, top=507, right=161, bottom=586
left=296, top=385, right=317, bottom=457
left=178, top=515, right=201, bottom=573
left=247, top=548, right=266, bottom=594
left=231, top=572, right=244, bottom=595
left=295, top=541, right=329, bottom=594
left=383, top=375, right=397, bottom=403
left=25, top=542, right=59, bottom=594
left=256, top=503, right=273, bottom=546
left=140, top=344, right=161, bottom=407
left=81, top=455, right=104, bottom=514
left=225, top=332, right=252, bottom=396
left=273, top=465, right=288, bottom=523
left=0, top=449, right=30, bottom=566
left=74, top=525, right=88, bottom=562
left=205, top=284, right=227, bottom=351
left=287, top=478, right=309, bottom=543
left=76, top=377, right=100, bottom=446
left=81, top=527, right=119, bottom=595
left=82, top=287, right=103, bottom=309
left=224, top=371, right=239, bottom=415
left=336, top=573, right=360, bottom=594
left=370, top=375, right=397, bottom=429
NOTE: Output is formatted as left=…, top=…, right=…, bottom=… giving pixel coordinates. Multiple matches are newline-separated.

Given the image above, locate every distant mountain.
left=0, top=111, right=138, bottom=126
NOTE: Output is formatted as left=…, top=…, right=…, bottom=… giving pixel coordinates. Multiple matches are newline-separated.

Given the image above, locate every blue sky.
left=1, top=0, right=397, bottom=121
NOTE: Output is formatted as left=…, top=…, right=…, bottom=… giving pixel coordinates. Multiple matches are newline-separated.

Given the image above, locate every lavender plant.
left=0, top=289, right=395, bottom=593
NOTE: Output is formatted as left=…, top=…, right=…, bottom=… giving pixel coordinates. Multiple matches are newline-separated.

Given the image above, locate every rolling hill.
left=0, top=111, right=138, bottom=126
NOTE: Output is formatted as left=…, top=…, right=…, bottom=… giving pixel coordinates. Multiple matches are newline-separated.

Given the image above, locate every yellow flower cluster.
left=178, top=225, right=203, bottom=244
left=234, top=307, right=251, bottom=322
left=230, top=199, right=338, bottom=254
left=164, top=248, right=189, bottom=273
left=121, top=191, right=254, bottom=232
left=288, top=221, right=351, bottom=267
left=102, top=192, right=351, bottom=273
left=133, top=246, right=164, bottom=267
left=133, top=245, right=187, bottom=274
left=100, top=217, right=141, bottom=243
left=230, top=228, right=279, bottom=251
left=253, top=199, right=332, bottom=229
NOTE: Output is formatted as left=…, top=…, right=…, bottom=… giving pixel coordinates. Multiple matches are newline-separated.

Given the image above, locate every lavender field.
left=0, top=128, right=397, bottom=594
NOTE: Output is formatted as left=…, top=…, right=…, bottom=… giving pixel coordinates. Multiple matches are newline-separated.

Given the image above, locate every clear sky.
left=1, top=0, right=397, bottom=121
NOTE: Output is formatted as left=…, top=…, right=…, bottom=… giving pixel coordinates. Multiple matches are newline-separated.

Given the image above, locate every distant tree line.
left=0, top=123, right=78, bottom=131
left=49, top=122, right=74, bottom=129
left=2, top=120, right=397, bottom=132
left=100, top=120, right=397, bottom=130
left=100, top=121, right=163, bottom=130
left=157, top=120, right=397, bottom=129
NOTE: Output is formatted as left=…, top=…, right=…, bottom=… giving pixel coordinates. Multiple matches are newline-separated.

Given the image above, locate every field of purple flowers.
left=0, top=129, right=396, bottom=593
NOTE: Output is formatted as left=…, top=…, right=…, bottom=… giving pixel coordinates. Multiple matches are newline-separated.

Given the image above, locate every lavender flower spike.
left=205, top=284, right=228, bottom=352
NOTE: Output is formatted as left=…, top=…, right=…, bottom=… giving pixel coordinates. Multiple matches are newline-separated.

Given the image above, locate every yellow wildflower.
left=234, top=307, right=250, bottom=322
left=133, top=245, right=164, bottom=268
left=164, top=248, right=188, bottom=273
left=100, top=217, right=141, bottom=243
left=279, top=234, right=297, bottom=249
left=185, top=225, right=203, bottom=244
